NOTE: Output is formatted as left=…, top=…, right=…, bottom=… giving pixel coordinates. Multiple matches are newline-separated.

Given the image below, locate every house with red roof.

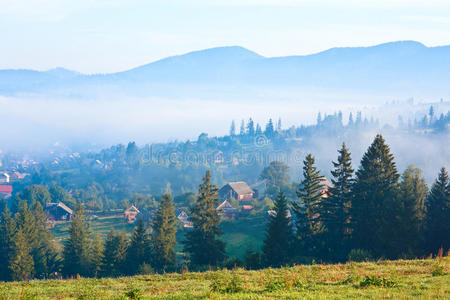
left=0, top=185, right=13, bottom=199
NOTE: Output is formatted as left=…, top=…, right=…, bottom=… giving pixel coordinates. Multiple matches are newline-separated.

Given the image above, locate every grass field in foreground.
left=0, top=258, right=448, bottom=299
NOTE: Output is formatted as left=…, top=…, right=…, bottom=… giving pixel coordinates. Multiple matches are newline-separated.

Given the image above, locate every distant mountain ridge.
left=1, top=41, right=450, bottom=99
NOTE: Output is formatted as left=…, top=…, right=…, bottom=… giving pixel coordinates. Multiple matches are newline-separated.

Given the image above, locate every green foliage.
left=292, top=154, right=325, bottom=257
left=151, top=193, right=177, bottom=272
left=62, top=203, right=92, bottom=277
left=210, top=271, right=244, bottom=294
left=125, top=218, right=151, bottom=275
left=359, top=275, right=398, bottom=288
left=426, top=167, right=450, bottom=254
left=348, top=249, right=373, bottom=262
left=352, top=134, right=401, bottom=258
left=321, top=143, right=353, bottom=262
left=431, top=264, right=445, bottom=276
left=123, top=286, right=143, bottom=300
left=101, top=229, right=128, bottom=277
left=184, top=170, right=226, bottom=267
left=262, top=191, right=293, bottom=267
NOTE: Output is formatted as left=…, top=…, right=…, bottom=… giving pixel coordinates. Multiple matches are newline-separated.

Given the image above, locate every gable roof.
left=46, top=202, right=73, bottom=215
left=125, top=205, right=140, bottom=214
left=216, top=200, right=235, bottom=210
left=224, top=181, right=254, bottom=195
left=0, top=185, right=12, bottom=193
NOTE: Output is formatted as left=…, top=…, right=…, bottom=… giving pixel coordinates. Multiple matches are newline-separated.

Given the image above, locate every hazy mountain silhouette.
left=1, top=41, right=449, bottom=99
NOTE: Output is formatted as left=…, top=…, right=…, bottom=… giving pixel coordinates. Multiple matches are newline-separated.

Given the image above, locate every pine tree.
left=31, top=202, right=59, bottom=279
left=397, top=166, right=428, bottom=256
left=151, top=193, right=177, bottom=272
left=247, top=118, right=255, bottom=136
left=262, top=191, right=293, bottom=267
left=264, top=119, right=275, bottom=138
left=321, top=143, right=354, bottom=262
left=184, top=170, right=226, bottom=267
left=9, top=229, right=34, bottom=281
left=102, top=230, right=127, bottom=277
left=62, top=203, right=92, bottom=277
left=0, top=208, right=16, bottom=281
left=292, top=154, right=325, bottom=257
left=90, top=234, right=104, bottom=277
left=351, top=134, right=400, bottom=258
left=239, top=120, right=245, bottom=136
left=230, top=120, right=236, bottom=136
left=125, top=218, right=151, bottom=275
left=425, top=167, right=450, bottom=254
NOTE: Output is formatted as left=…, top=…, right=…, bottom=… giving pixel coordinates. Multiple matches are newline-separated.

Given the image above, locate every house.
left=176, top=210, right=193, bottom=228
left=0, top=185, right=12, bottom=199
left=124, top=205, right=140, bottom=224
left=9, top=171, right=28, bottom=181
left=219, top=181, right=255, bottom=203
left=241, top=205, right=254, bottom=215
left=45, top=202, right=73, bottom=221
left=0, top=173, right=10, bottom=183
left=216, top=200, right=238, bottom=218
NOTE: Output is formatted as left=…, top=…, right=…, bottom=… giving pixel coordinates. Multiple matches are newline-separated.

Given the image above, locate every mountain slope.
left=1, top=41, right=450, bottom=99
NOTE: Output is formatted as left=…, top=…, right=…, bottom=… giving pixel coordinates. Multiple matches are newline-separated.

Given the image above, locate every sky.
left=1, top=0, right=450, bottom=73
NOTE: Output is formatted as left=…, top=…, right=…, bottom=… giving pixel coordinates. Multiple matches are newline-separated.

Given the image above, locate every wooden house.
left=45, top=202, right=73, bottom=222
left=216, top=200, right=238, bottom=218
left=0, top=185, right=12, bottom=199
left=124, top=205, right=140, bottom=224
left=219, top=181, right=255, bottom=203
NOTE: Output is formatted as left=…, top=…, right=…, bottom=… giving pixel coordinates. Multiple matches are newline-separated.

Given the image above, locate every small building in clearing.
left=216, top=200, right=238, bottom=218
left=45, top=202, right=73, bottom=222
left=0, top=173, right=10, bottom=183
left=0, top=185, right=12, bottom=199
left=219, top=181, right=255, bottom=203
left=124, top=205, right=140, bottom=224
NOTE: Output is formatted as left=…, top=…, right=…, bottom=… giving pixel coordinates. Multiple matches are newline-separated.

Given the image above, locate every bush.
left=431, top=265, right=445, bottom=276
left=210, top=271, right=244, bottom=294
left=123, top=287, right=143, bottom=300
left=348, top=249, right=373, bottom=262
left=359, top=275, right=398, bottom=288
left=138, top=263, right=154, bottom=275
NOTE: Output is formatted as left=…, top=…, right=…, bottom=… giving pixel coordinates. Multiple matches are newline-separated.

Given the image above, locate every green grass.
left=52, top=216, right=135, bottom=242
left=0, top=258, right=448, bottom=299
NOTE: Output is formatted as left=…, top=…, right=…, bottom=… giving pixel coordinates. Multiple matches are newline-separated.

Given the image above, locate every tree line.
left=0, top=134, right=448, bottom=281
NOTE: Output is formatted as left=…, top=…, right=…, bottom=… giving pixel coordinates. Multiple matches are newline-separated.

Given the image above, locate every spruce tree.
left=102, top=230, right=127, bottom=277
left=151, top=193, right=177, bottom=272
left=230, top=120, right=236, bottom=136
left=9, top=229, right=34, bottom=281
left=125, top=218, right=151, bottom=275
left=294, top=154, right=325, bottom=234
left=351, top=134, right=400, bottom=258
left=397, top=166, right=428, bottom=256
left=321, top=143, right=354, bottom=261
left=62, top=203, right=92, bottom=277
left=184, top=170, right=225, bottom=267
left=0, top=208, right=16, bottom=281
left=262, top=191, right=293, bottom=267
left=425, top=167, right=450, bottom=254
left=90, top=234, right=104, bottom=277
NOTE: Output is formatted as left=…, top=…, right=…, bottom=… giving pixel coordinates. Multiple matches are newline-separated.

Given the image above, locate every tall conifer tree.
left=9, top=229, right=34, bottom=281
left=0, top=208, right=16, bottom=281
left=125, top=218, right=151, bottom=274
left=425, top=167, right=450, bottom=253
left=321, top=143, right=354, bottom=261
left=351, top=134, right=400, bottom=258
left=292, top=154, right=325, bottom=256
left=62, top=203, right=92, bottom=277
left=102, top=230, right=127, bottom=277
left=184, top=170, right=225, bottom=267
left=151, top=193, right=177, bottom=272
left=262, top=191, right=293, bottom=267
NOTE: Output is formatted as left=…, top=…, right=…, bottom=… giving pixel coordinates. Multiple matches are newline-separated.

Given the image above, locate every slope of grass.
left=0, top=258, right=448, bottom=299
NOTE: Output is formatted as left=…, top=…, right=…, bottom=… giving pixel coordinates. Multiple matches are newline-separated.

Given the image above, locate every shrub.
left=348, top=249, right=373, bottom=262
left=431, top=265, right=445, bottom=276
left=123, top=287, right=143, bottom=300
left=210, top=271, right=244, bottom=294
left=138, top=263, right=154, bottom=275
left=359, top=275, right=398, bottom=288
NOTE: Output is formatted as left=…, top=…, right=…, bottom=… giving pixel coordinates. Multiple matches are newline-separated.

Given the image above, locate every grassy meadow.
left=0, top=258, right=448, bottom=299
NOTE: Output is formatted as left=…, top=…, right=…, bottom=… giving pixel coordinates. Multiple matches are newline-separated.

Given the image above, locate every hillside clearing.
left=0, top=258, right=448, bottom=299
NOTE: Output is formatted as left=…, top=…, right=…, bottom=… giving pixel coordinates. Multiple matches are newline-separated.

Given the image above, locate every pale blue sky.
left=2, top=0, right=450, bottom=73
